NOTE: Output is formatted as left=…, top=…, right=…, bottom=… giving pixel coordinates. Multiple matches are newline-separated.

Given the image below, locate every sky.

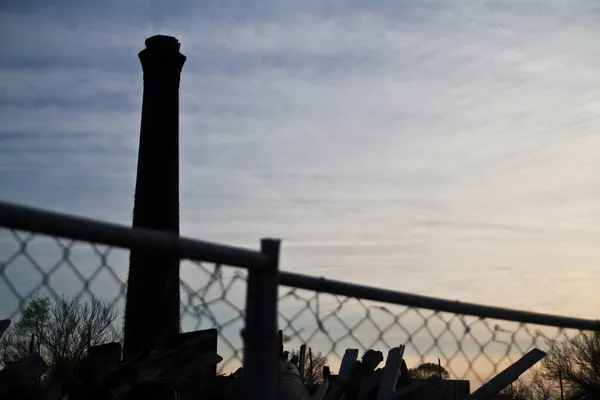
left=2, top=0, right=600, bottom=374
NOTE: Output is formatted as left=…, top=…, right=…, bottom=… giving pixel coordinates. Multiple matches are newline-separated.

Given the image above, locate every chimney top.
left=144, top=35, right=181, bottom=52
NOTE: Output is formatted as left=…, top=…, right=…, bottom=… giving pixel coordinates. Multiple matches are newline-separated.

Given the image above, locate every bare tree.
left=44, top=296, right=121, bottom=385
left=498, top=368, right=558, bottom=400
left=541, top=331, right=600, bottom=397
left=0, top=325, right=30, bottom=365
left=500, top=378, right=532, bottom=399
left=289, top=348, right=328, bottom=385
left=44, top=296, right=121, bottom=363
left=529, top=368, right=557, bottom=400
left=0, top=295, right=120, bottom=385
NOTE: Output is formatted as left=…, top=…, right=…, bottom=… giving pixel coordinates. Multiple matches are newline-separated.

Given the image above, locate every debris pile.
left=0, top=320, right=546, bottom=400
left=0, top=320, right=223, bottom=400
left=296, top=338, right=545, bottom=400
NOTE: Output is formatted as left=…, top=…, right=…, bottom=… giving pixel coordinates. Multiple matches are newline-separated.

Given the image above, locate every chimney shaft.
left=123, top=35, right=186, bottom=360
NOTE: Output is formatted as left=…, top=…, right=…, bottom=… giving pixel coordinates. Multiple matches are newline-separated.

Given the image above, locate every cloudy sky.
left=2, top=0, right=600, bottom=329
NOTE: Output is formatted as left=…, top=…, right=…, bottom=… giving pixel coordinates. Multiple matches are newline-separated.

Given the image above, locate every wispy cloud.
left=2, top=0, right=600, bottom=320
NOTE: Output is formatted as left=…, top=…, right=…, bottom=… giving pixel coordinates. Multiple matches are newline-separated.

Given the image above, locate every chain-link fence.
left=1, top=200, right=600, bottom=397
left=276, top=287, right=580, bottom=384
left=0, top=230, right=250, bottom=372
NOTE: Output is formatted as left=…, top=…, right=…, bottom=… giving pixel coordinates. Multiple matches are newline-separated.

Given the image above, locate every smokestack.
left=123, top=35, right=186, bottom=360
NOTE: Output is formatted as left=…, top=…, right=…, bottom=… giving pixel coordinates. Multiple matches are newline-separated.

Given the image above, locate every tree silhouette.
left=408, top=362, right=449, bottom=379
left=541, top=331, right=600, bottom=397
left=0, top=296, right=51, bottom=365
left=499, top=368, right=558, bottom=400
left=289, top=348, right=328, bottom=385
left=499, top=378, right=531, bottom=400
left=0, top=295, right=119, bottom=386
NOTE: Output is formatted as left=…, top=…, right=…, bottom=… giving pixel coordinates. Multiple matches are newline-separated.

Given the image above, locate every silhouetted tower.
left=123, top=35, right=186, bottom=360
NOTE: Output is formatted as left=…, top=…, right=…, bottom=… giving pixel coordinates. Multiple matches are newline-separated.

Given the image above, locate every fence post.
left=243, top=238, right=280, bottom=400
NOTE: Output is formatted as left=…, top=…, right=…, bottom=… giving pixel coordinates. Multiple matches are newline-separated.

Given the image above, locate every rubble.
left=0, top=322, right=224, bottom=400
left=0, top=353, right=49, bottom=399
left=0, top=318, right=543, bottom=400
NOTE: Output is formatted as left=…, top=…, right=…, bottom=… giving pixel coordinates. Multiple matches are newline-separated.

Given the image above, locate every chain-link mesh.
left=0, top=228, right=249, bottom=372
left=0, top=226, right=594, bottom=390
left=0, top=230, right=127, bottom=321
left=179, top=260, right=247, bottom=372
left=277, top=287, right=581, bottom=387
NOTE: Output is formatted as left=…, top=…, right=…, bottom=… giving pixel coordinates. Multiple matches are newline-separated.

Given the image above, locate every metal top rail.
left=2, top=200, right=599, bottom=332
left=279, top=272, right=600, bottom=332
left=0, top=201, right=269, bottom=270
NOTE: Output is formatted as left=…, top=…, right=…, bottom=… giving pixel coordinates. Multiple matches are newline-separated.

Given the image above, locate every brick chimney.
left=123, top=35, right=186, bottom=360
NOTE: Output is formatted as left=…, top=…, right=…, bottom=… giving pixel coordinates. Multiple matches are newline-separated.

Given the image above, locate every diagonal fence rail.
left=1, top=200, right=599, bottom=397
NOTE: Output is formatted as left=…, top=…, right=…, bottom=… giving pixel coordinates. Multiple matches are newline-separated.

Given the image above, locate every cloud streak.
left=1, top=0, right=600, bottom=321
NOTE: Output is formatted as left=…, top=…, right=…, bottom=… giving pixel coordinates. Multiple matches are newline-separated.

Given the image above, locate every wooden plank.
left=290, top=354, right=300, bottom=367
left=465, top=348, right=546, bottom=400
left=338, top=348, right=359, bottom=379
left=356, top=368, right=383, bottom=400
left=299, top=344, right=307, bottom=381
left=323, top=348, right=359, bottom=400
left=0, top=353, right=48, bottom=393
left=44, top=383, right=65, bottom=400
left=355, top=350, right=385, bottom=400
left=362, top=349, right=384, bottom=372
left=308, top=347, right=314, bottom=383
left=278, top=329, right=284, bottom=357
left=312, top=377, right=331, bottom=400
left=377, top=345, right=405, bottom=400
left=0, top=320, right=10, bottom=340
left=390, top=377, right=442, bottom=399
